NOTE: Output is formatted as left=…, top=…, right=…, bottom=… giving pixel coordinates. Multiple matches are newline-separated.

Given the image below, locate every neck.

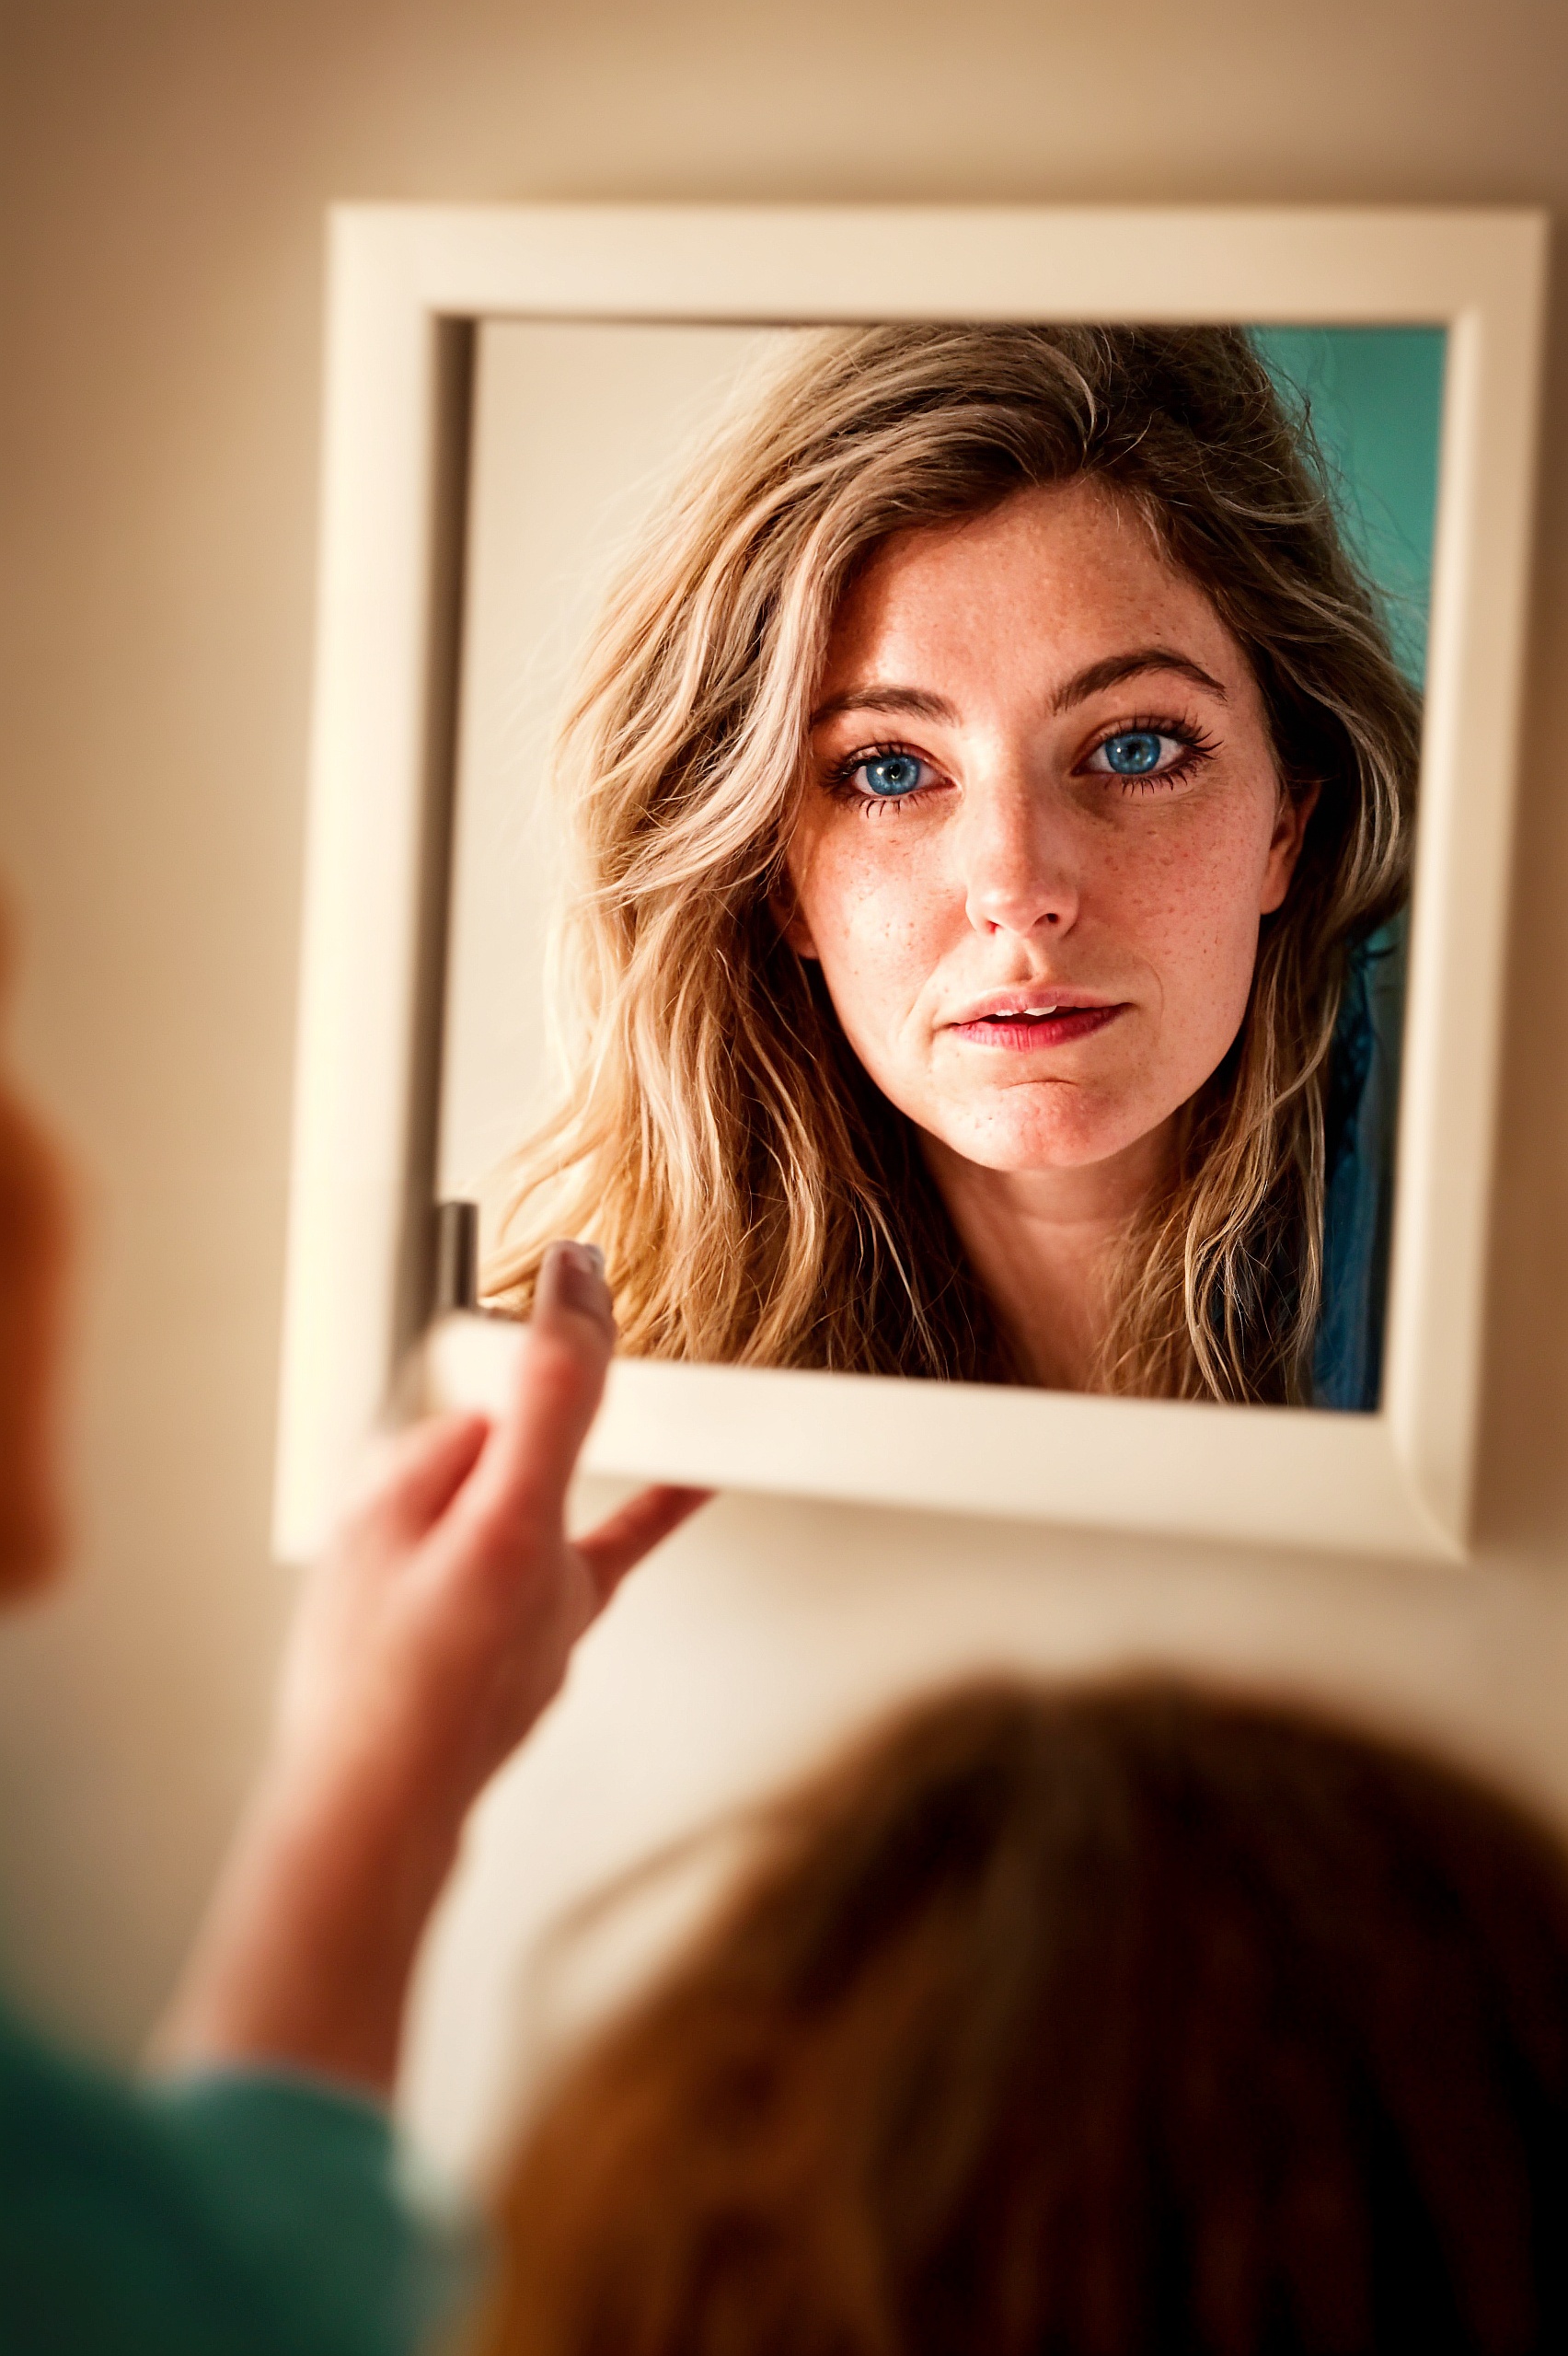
left=923, top=1121, right=1174, bottom=1390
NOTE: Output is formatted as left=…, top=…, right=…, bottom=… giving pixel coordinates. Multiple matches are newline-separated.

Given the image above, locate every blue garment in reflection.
left=1311, top=915, right=1406, bottom=1413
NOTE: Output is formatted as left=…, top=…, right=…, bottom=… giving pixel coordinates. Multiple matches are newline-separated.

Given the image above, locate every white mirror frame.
left=273, top=202, right=1547, bottom=1565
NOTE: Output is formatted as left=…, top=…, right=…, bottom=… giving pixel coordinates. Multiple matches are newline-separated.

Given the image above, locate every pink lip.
left=946, top=999, right=1126, bottom=1053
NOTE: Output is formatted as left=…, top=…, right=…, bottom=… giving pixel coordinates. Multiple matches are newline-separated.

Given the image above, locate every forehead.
left=822, top=478, right=1243, bottom=692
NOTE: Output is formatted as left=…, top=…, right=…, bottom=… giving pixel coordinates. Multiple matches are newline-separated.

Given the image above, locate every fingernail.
left=537, top=1239, right=613, bottom=1326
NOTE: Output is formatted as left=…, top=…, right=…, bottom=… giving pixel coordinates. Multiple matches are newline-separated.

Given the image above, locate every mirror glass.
left=438, top=318, right=1444, bottom=1412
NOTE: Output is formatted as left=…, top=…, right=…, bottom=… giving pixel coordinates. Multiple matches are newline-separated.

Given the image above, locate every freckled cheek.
left=1101, top=826, right=1271, bottom=1034
left=799, top=840, right=960, bottom=1024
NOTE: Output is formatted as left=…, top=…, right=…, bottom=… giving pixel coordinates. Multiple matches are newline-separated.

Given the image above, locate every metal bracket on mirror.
left=432, top=1199, right=479, bottom=1317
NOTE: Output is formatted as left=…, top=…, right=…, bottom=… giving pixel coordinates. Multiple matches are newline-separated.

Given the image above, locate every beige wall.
left=2, top=0, right=1568, bottom=2095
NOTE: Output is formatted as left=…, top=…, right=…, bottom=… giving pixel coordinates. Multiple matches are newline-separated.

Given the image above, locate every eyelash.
left=824, top=741, right=948, bottom=815
left=823, top=713, right=1219, bottom=814
left=1086, top=711, right=1220, bottom=794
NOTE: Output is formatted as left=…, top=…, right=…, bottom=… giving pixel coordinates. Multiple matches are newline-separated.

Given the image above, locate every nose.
left=961, top=772, right=1079, bottom=939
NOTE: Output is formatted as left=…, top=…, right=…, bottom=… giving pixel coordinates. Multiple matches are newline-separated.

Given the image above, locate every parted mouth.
left=945, top=987, right=1121, bottom=1027
left=943, top=993, right=1128, bottom=1053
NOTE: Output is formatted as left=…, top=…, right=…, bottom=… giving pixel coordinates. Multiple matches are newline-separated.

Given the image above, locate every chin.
left=937, top=1120, right=1134, bottom=1175
left=928, top=1085, right=1139, bottom=1172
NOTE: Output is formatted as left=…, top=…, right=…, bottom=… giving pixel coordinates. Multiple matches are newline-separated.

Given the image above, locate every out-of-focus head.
left=485, top=1680, right=1568, bottom=2356
left=0, top=928, right=69, bottom=1595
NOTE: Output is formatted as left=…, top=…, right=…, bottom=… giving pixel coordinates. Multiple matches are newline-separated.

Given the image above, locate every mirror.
left=273, top=206, right=1543, bottom=1562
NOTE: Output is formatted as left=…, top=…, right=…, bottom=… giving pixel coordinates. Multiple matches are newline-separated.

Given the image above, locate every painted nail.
left=538, top=1238, right=612, bottom=1325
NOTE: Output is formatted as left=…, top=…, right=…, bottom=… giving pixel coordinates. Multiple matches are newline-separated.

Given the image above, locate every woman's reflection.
left=490, top=325, right=1415, bottom=1408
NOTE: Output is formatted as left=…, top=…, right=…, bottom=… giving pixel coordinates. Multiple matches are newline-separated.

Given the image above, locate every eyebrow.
left=808, top=683, right=961, bottom=730
left=810, top=650, right=1228, bottom=735
left=1051, top=648, right=1228, bottom=712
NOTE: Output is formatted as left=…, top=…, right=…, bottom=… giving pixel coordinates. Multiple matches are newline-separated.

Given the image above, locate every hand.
left=156, top=1242, right=708, bottom=2094
left=275, top=1240, right=704, bottom=1816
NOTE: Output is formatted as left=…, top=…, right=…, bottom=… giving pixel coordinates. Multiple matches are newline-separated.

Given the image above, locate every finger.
left=458, top=1242, right=616, bottom=1537
left=534, top=1237, right=616, bottom=1345
left=576, top=1484, right=712, bottom=1606
left=351, top=1410, right=490, bottom=1542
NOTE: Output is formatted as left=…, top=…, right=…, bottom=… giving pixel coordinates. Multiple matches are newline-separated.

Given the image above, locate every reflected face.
left=783, top=480, right=1313, bottom=1181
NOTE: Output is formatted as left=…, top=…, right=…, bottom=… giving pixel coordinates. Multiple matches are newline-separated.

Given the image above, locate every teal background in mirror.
left=1251, top=326, right=1447, bottom=687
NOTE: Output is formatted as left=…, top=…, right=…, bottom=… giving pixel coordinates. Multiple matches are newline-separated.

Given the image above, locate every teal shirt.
left=0, top=2001, right=480, bottom=2354
left=1312, top=915, right=1407, bottom=1415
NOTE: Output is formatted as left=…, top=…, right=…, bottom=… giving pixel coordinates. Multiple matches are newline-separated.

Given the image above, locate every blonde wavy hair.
left=488, top=325, right=1419, bottom=1403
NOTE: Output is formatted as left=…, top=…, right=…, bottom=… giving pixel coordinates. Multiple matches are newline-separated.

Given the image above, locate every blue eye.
left=860, top=752, right=927, bottom=798
left=1099, top=731, right=1166, bottom=776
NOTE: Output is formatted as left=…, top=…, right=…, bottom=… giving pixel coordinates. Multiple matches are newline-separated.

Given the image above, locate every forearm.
left=153, top=1752, right=468, bottom=2098
left=152, top=1252, right=698, bottom=2102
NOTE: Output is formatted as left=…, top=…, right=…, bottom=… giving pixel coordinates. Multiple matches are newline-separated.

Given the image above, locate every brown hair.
left=484, top=1681, right=1568, bottom=2355
left=490, top=326, right=1420, bottom=1402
